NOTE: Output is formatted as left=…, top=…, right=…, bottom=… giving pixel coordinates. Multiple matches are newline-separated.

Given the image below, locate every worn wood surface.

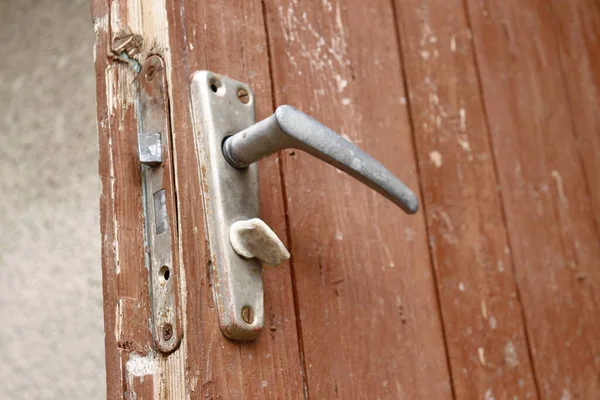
left=263, top=1, right=452, bottom=398
left=171, top=1, right=304, bottom=398
left=466, top=0, right=600, bottom=398
left=393, top=1, right=538, bottom=398
left=93, top=0, right=303, bottom=398
left=92, top=1, right=155, bottom=398
left=550, top=0, right=600, bottom=233
left=93, top=0, right=600, bottom=398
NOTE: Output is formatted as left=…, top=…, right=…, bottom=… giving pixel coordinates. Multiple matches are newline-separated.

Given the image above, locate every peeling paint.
left=458, top=136, right=471, bottom=153
left=278, top=2, right=350, bottom=93
left=478, top=347, right=486, bottom=365
left=433, top=209, right=457, bottom=244
left=497, top=260, right=505, bottom=272
left=115, top=298, right=124, bottom=341
left=504, top=341, right=519, bottom=368
left=484, top=388, right=495, bottom=400
left=126, top=353, right=158, bottom=377
left=429, top=150, right=443, bottom=167
left=551, top=169, right=568, bottom=207
left=459, top=107, right=466, bottom=131
left=374, top=225, right=395, bottom=268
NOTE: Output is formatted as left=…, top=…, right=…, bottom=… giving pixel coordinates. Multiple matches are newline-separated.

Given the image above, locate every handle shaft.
left=223, top=105, right=419, bottom=214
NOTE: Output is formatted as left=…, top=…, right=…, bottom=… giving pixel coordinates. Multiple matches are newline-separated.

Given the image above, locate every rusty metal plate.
left=190, top=71, right=264, bottom=340
left=138, top=55, right=182, bottom=353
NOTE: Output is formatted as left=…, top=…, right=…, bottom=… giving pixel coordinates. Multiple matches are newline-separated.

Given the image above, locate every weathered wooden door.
left=92, top=0, right=600, bottom=398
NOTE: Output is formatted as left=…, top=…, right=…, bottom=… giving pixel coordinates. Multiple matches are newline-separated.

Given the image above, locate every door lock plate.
left=138, top=55, right=182, bottom=353
left=190, top=71, right=264, bottom=340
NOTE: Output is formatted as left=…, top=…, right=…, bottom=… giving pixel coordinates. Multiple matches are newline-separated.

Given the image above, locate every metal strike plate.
left=138, top=55, right=182, bottom=353
left=190, top=71, right=264, bottom=340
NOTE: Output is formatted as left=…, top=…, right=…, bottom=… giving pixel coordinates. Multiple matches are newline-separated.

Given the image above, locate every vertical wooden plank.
left=92, top=0, right=155, bottom=397
left=550, top=0, right=600, bottom=232
left=168, top=0, right=305, bottom=397
left=263, top=1, right=453, bottom=398
left=392, top=1, right=538, bottom=398
left=92, top=0, right=304, bottom=398
left=466, top=0, right=600, bottom=398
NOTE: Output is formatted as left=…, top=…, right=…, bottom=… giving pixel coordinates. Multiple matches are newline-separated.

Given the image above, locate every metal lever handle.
left=223, top=105, right=419, bottom=214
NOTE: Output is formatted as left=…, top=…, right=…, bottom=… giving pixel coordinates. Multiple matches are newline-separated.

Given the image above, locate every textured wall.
left=0, top=0, right=105, bottom=398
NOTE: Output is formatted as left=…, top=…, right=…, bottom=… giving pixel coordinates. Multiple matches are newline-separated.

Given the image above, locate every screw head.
left=237, top=88, right=250, bottom=104
left=146, top=65, right=157, bottom=81
left=162, top=323, right=173, bottom=341
left=241, top=306, right=254, bottom=324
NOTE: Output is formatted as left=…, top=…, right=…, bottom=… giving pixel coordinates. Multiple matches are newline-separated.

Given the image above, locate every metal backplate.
left=190, top=71, right=263, bottom=340
left=139, top=55, right=182, bottom=353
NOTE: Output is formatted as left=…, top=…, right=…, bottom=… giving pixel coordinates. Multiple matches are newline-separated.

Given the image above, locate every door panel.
left=172, top=1, right=305, bottom=398
left=263, top=1, right=452, bottom=398
left=467, top=0, right=600, bottom=397
left=392, top=0, right=538, bottom=398
left=92, top=0, right=600, bottom=399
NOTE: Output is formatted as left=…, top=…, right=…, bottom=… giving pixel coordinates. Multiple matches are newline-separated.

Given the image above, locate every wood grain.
left=170, top=0, right=304, bottom=397
left=92, top=0, right=155, bottom=397
left=92, top=0, right=304, bottom=398
left=466, top=0, right=600, bottom=398
left=550, top=0, right=600, bottom=234
left=392, top=0, right=539, bottom=398
left=263, top=1, right=453, bottom=398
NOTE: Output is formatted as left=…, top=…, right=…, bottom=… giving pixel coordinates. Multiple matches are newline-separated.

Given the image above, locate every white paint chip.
left=429, top=150, right=443, bottom=168
left=551, top=170, right=568, bottom=207
left=334, top=75, right=348, bottom=92
left=497, top=260, right=505, bottom=272
left=126, top=353, right=158, bottom=377
left=478, top=347, right=486, bottom=365
left=504, top=341, right=519, bottom=368
left=459, top=107, right=466, bottom=131
left=458, top=136, right=471, bottom=152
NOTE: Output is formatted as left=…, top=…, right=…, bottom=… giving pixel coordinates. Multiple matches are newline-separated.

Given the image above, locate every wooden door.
left=92, top=0, right=600, bottom=398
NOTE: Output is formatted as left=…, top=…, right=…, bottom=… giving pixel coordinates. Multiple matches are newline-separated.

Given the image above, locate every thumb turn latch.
left=190, top=71, right=418, bottom=340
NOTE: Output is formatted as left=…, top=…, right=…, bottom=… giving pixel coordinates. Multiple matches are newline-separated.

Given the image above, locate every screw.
left=237, top=88, right=250, bottom=104
left=241, top=306, right=254, bottom=324
left=162, top=323, right=173, bottom=341
left=146, top=65, right=157, bottom=81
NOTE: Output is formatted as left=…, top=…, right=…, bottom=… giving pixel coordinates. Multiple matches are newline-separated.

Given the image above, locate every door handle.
left=190, top=71, right=419, bottom=341
left=223, top=105, right=418, bottom=214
